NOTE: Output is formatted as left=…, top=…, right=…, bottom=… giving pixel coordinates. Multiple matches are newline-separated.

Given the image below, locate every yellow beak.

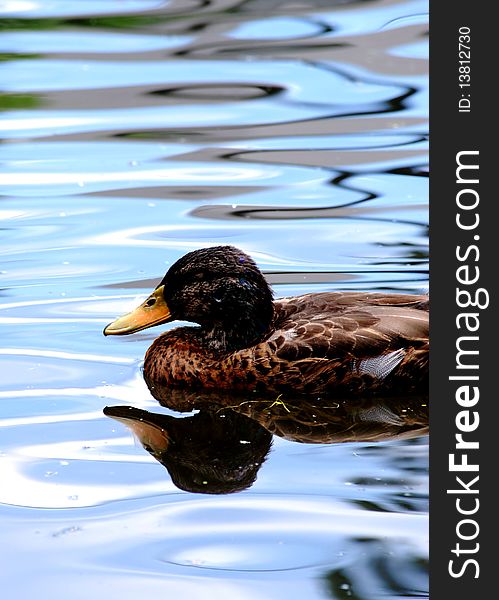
left=103, top=285, right=172, bottom=336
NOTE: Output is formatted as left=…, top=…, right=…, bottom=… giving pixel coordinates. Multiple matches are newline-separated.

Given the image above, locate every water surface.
left=0, top=0, right=428, bottom=598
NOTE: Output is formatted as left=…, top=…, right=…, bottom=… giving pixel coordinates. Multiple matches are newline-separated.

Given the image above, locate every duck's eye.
left=145, top=298, right=156, bottom=308
left=193, top=272, right=205, bottom=280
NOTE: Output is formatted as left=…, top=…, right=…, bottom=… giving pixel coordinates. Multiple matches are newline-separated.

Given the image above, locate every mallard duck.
left=104, top=392, right=428, bottom=493
left=104, top=245, right=428, bottom=395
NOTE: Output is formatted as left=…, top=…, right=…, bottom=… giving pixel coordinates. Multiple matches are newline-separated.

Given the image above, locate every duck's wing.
left=266, top=293, right=428, bottom=390
left=271, top=293, right=428, bottom=359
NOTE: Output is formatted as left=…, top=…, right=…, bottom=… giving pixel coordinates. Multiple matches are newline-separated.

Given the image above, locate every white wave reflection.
left=0, top=164, right=281, bottom=190
left=0, top=348, right=134, bottom=365
left=0, top=102, right=333, bottom=140
left=229, top=17, right=322, bottom=40
left=0, top=293, right=134, bottom=311
left=0, top=140, right=197, bottom=162
left=0, top=458, right=169, bottom=508
left=390, top=39, right=428, bottom=60
left=0, top=115, right=98, bottom=132
left=0, top=0, right=166, bottom=18
left=0, top=0, right=37, bottom=14
left=14, top=436, right=157, bottom=464
left=0, top=31, right=191, bottom=54
left=0, top=158, right=332, bottom=197
left=0, top=408, right=104, bottom=426
left=0, top=372, right=148, bottom=406
left=0, top=317, right=108, bottom=325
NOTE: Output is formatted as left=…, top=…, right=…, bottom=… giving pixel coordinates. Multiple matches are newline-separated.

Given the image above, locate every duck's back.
left=271, top=291, right=428, bottom=356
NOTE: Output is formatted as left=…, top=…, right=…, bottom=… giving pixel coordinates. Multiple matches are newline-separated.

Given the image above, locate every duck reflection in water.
left=104, top=387, right=428, bottom=495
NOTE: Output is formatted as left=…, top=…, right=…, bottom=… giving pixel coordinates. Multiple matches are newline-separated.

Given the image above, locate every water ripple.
left=1, top=0, right=428, bottom=597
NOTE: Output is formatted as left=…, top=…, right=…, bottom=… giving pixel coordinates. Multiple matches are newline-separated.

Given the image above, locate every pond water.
left=0, top=0, right=428, bottom=598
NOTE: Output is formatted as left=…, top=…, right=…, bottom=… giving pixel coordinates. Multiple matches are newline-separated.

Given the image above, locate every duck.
left=104, top=245, right=428, bottom=396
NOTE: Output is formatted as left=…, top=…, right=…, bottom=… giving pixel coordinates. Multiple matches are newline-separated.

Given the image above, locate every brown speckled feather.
left=145, top=291, right=428, bottom=396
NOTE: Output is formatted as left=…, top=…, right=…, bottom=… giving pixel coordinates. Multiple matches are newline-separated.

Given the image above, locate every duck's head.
left=103, top=245, right=274, bottom=351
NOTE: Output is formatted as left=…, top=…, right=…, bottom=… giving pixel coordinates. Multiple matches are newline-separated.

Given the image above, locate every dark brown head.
left=104, top=246, right=274, bottom=351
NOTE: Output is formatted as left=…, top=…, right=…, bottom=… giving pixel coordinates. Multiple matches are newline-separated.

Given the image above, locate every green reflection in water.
left=0, top=93, right=43, bottom=110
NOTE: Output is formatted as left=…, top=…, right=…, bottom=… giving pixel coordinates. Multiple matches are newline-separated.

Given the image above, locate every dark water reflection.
left=105, top=387, right=428, bottom=498
left=1, top=0, right=428, bottom=598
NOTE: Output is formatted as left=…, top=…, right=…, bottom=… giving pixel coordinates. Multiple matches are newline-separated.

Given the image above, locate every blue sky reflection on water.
left=0, top=0, right=428, bottom=598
